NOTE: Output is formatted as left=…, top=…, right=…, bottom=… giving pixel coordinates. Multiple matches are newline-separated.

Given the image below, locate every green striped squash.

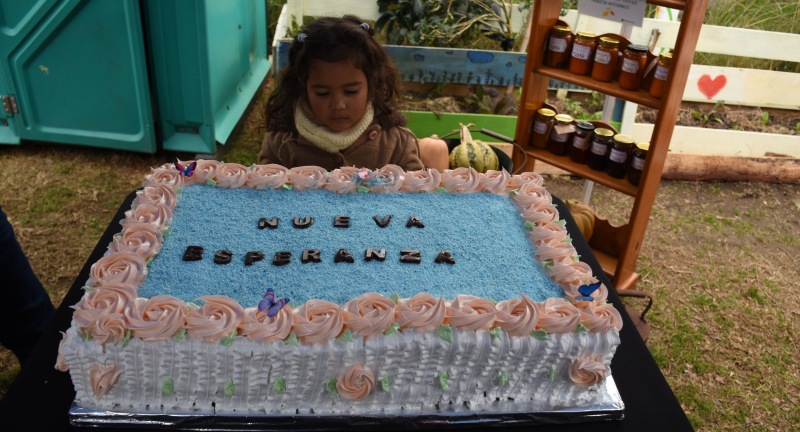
left=448, top=123, right=500, bottom=173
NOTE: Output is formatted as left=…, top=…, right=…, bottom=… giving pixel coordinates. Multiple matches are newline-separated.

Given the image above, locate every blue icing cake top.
left=137, top=186, right=565, bottom=307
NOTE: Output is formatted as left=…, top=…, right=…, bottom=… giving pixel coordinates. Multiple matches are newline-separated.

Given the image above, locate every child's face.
left=305, top=59, right=369, bottom=132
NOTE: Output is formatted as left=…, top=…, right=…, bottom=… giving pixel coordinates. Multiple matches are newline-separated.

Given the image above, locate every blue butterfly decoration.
left=258, top=288, right=289, bottom=318
left=175, top=161, right=197, bottom=177
left=576, top=281, right=602, bottom=302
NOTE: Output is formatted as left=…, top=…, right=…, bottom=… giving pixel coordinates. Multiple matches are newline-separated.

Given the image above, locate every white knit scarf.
left=294, top=102, right=374, bottom=153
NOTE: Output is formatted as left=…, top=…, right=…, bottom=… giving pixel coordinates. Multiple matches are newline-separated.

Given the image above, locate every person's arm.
left=391, top=127, right=425, bottom=171
left=258, top=132, right=279, bottom=165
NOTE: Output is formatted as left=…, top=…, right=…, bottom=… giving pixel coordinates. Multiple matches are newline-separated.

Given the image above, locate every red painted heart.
left=697, top=74, right=727, bottom=99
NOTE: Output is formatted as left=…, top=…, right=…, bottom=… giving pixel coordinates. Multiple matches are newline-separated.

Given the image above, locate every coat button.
left=368, top=131, right=378, bottom=140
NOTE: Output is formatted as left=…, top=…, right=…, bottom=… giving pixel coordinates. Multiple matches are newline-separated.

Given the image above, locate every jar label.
left=571, top=44, right=592, bottom=60
left=550, top=131, right=570, bottom=142
left=609, top=148, right=628, bottom=163
left=595, top=50, right=612, bottom=65
left=631, top=156, right=646, bottom=170
left=621, top=58, right=639, bottom=74
left=654, top=65, right=669, bottom=81
left=572, top=135, right=590, bottom=150
left=533, top=120, right=549, bottom=135
left=548, top=37, right=568, bottom=53
left=591, top=141, right=608, bottom=155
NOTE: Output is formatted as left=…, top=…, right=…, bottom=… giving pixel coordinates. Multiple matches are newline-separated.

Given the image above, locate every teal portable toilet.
left=0, top=0, right=269, bottom=154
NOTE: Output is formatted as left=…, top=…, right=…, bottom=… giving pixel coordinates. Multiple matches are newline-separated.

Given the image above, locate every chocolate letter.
left=434, top=250, right=456, bottom=265
left=293, top=216, right=313, bottom=229
left=334, top=248, right=355, bottom=263
left=364, top=248, right=386, bottom=262
left=259, top=217, right=279, bottom=229
left=334, top=215, right=350, bottom=228
left=373, top=215, right=392, bottom=228
left=406, top=216, right=425, bottom=228
left=302, top=249, right=321, bottom=263
left=273, top=251, right=292, bottom=266
left=400, top=250, right=422, bottom=264
left=214, top=250, right=233, bottom=264
left=183, top=245, right=204, bottom=261
left=245, top=251, right=265, bottom=266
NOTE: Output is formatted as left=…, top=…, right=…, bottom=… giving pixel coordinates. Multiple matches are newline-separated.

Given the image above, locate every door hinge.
left=2, top=95, right=19, bottom=115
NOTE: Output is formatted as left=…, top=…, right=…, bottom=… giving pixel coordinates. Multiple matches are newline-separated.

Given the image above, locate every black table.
left=0, top=191, right=694, bottom=431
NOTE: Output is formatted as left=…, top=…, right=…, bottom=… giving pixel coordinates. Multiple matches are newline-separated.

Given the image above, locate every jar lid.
left=613, top=133, right=635, bottom=144
left=594, top=128, right=614, bottom=137
left=636, top=142, right=651, bottom=151
left=552, top=25, right=572, bottom=34
left=626, top=44, right=649, bottom=53
left=554, top=114, right=574, bottom=123
left=659, top=51, right=673, bottom=60
left=576, top=121, right=595, bottom=131
left=537, top=108, right=556, bottom=117
left=576, top=31, right=596, bottom=39
left=598, top=36, right=619, bottom=46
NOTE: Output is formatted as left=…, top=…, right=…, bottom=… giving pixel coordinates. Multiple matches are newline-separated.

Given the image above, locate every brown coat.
left=258, top=123, right=424, bottom=171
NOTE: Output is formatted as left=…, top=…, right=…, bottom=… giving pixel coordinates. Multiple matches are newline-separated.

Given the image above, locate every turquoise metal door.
left=0, top=0, right=155, bottom=152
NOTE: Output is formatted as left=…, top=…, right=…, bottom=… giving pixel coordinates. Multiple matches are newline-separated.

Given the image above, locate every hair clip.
left=360, top=23, right=369, bottom=31
left=296, top=33, right=307, bottom=43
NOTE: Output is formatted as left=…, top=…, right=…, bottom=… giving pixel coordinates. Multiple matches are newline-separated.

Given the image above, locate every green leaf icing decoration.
left=174, top=328, right=187, bottom=342
left=436, top=324, right=453, bottom=343
left=523, top=221, right=535, bottom=230
left=121, top=329, right=133, bottom=348
left=548, top=367, right=557, bottom=381
left=531, top=329, right=549, bottom=340
left=81, top=329, right=93, bottom=342
left=221, top=330, right=237, bottom=346
left=390, top=293, right=400, bottom=304
left=161, top=227, right=172, bottom=237
left=384, top=322, right=401, bottom=336
left=206, top=178, right=217, bottom=187
left=489, top=328, right=503, bottom=340
left=145, top=257, right=154, bottom=267
left=575, top=323, right=589, bottom=333
left=435, top=187, right=448, bottom=193
left=497, top=370, right=509, bottom=386
left=357, top=185, right=370, bottom=193
left=81, top=285, right=95, bottom=292
left=225, top=378, right=235, bottom=397
left=284, top=333, right=299, bottom=346
left=161, top=378, right=175, bottom=396
left=337, top=329, right=353, bottom=343
left=508, top=190, right=517, bottom=198
left=379, top=376, right=391, bottom=392
left=272, top=377, right=286, bottom=394
left=436, top=371, right=449, bottom=390
left=186, top=302, right=200, bottom=310
left=325, top=378, right=338, bottom=395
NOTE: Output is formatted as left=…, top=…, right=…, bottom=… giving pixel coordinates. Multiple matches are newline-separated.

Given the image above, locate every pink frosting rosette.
left=528, top=220, right=569, bottom=245
left=91, top=313, right=128, bottom=345
left=536, top=298, right=581, bottom=334
left=494, top=294, right=540, bottom=336
left=568, top=356, right=606, bottom=387
left=342, top=292, right=396, bottom=338
left=125, top=295, right=189, bottom=341
left=123, top=202, right=172, bottom=230
left=213, top=162, right=250, bottom=188
left=367, top=164, right=404, bottom=193
left=133, top=184, right=178, bottom=211
left=478, top=169, right=511, bottom=194
left=519, top=199, right=560, bottom=225
left=395, top=293, right=446, bottom=332
left=184, top=295, right=245, bottom=343
left=55, top=331, right=69, bottom=372
left=288, top=165, right=328, bottom=191
left=325, top=166, right=361, bottom=194
left=238, top=306, right=293, bottom=342
left=445, top=295, right=497, bottom=331
left=336, top=363, right=376, bottom=401
left=143, top=167, right=183, bottom=189
left=292, top=300, right=344, bottom=344
left=182, top=159, right=221, bottom=184
left=577, top=301, right=623, bottom=332
left=400, top=168, right=441, bottom=192
left=534, top=239, right=577, bottom=264
left=507, top=171, right=544, bottom=191
left=512, top=181, right=553, bottom=209
left=89, top=363, right=122, bottom=400
left=87, top=251, right=147, bottom=289
left=73, top=282, right=137, bottom=331
left=246, top=164, right=289, bottom=189
left=108, top=222, right=163, bottom=261
left=440, top=167, right=481, bottom=193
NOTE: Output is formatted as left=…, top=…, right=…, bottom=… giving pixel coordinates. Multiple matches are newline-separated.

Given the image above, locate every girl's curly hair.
left=266, top=15, right=406, bottom=132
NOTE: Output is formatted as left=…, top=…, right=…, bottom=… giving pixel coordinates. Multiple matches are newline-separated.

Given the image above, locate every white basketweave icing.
left=57, top=160, right=622, bottom=414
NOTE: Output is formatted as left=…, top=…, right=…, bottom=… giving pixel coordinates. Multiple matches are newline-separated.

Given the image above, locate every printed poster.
left=578, top=0, right=646, bottom=26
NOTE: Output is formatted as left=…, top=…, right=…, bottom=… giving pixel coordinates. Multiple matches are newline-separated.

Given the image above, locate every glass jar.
left=568, top=31, right=596, bottom=76
left=607, top=134, right=635, bottom=178
left=591, top=36, right=620, bottom=82
left=545, top=25, right=573, bottom=69
left=587, top=128, right=614, bottom=171
left=530, top=108, right=556, bottom=148
left=648, top=52, right=673, bottom=98
left=569, top=121, right=595, bottom=164
left=618, top=44, right=649, bottom=90
left=547, top=114, right=575, bottom=155
left=627, top=142, right=650, bottom=186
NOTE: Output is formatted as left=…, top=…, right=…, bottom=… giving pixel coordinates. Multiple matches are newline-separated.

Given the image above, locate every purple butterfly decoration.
left=576, top=281, right=602, bottom=302
left=258, top=288, right=289, bottom=318
left=175, top=161, right=197, bottom=177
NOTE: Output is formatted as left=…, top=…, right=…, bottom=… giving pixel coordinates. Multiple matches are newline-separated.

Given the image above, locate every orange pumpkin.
left=565, top=199, right=596, bottom=241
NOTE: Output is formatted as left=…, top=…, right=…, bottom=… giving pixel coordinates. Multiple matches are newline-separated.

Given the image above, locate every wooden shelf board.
left=592, top=247, right=639, bottom=291
left=526, top=148, right=640, bottom=196
left=647, top=0, right=687, bottom=9
left=535, top=66, right=663, bottom=110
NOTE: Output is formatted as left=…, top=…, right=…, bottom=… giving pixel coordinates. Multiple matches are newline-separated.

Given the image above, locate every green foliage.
left=760, top=111, right=770, bottom=126
left=690, top=100, right=726, bottom=127
left=561, top=92, right=604, bottom=121
left=464, top=86, right=517, bottom=115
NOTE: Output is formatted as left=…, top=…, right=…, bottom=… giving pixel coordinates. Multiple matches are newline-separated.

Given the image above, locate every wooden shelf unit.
left=513, top=0, right=709, bottom=290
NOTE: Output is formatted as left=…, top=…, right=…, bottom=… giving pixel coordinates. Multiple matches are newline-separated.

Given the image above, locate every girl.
left=259, top=15, right=448, bottom=171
